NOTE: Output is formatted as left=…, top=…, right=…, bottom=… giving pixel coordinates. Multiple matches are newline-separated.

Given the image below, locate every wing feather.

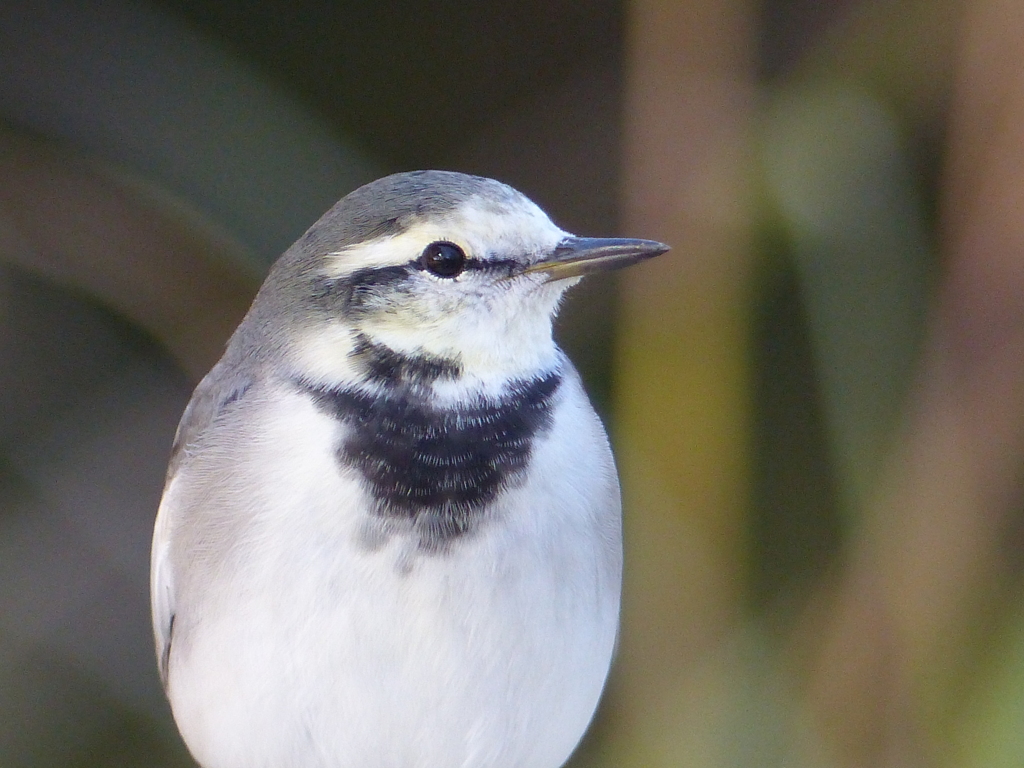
left=151, top=363, right=254, bottom=687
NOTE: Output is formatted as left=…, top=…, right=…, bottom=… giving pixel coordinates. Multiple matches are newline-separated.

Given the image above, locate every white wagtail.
left=151, top=170, right=668, bottom=768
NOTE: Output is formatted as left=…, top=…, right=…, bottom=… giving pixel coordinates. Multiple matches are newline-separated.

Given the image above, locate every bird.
left=151, top=169, right=669, bottom=768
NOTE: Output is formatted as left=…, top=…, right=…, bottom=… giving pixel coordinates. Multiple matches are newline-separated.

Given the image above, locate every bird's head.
left=235, top=170, right=668, bottom=390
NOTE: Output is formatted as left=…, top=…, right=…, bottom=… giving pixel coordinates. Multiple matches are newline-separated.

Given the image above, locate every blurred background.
left=0, top=0, right=1022, bottom=766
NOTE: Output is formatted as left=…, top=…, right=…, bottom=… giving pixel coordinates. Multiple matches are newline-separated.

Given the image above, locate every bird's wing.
left=165, top=364, right=255, bottom=479
left=151, top=487, right=177, bottom=688
left=151, top=363, right=255, bottom=687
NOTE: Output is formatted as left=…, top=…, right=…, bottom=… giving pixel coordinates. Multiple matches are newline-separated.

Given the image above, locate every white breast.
left=160, top=371, right=621, bottom=768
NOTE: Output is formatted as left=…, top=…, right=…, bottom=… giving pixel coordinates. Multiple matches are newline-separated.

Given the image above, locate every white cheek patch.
left=294, top=322, right=362, bottom=387
left=321, top=195, right=570, bottom=279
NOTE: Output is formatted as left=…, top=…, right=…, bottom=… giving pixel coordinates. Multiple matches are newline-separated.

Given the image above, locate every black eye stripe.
left=411, top=257, right=520, bottom=275
left=344, top=265, right=412, bottom=288
left=324, top=256, right=522, bottom=296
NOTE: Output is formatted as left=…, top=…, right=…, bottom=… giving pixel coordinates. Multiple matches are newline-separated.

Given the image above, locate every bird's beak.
left=521, top=237, right=670, bottom=282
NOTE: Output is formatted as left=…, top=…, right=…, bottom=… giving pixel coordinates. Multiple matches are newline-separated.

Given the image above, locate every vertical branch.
left=599, top=0, right=756, bottom=763
left=807, top=0, right=1024, bottom=764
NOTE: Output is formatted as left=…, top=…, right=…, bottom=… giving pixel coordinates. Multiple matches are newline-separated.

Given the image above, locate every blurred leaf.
left=951, top=593, right=1024, bottom=767
left=761, top=81, right=933, bottom=518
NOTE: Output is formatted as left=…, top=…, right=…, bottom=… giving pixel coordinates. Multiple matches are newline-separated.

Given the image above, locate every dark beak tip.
left=523, top=236, right=671, bottom=280
left=644, top=240, right=671, bottom=258
left=608, top=237, right=672, bottom=266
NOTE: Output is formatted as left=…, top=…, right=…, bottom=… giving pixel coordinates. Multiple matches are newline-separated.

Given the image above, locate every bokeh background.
left=1, top=0, right=1022, bottom=766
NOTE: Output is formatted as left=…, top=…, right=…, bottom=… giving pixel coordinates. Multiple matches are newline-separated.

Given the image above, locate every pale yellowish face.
left=296, top=193, right=576, bottom=390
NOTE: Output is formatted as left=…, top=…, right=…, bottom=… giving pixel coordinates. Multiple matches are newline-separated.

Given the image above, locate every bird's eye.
left=420, top=241, right=467, bottom=278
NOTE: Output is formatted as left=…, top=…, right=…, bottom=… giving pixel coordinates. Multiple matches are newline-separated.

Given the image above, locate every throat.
left=298, top=368, right=562, bottom=549
left=350, top=333, right=462, bottom=385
